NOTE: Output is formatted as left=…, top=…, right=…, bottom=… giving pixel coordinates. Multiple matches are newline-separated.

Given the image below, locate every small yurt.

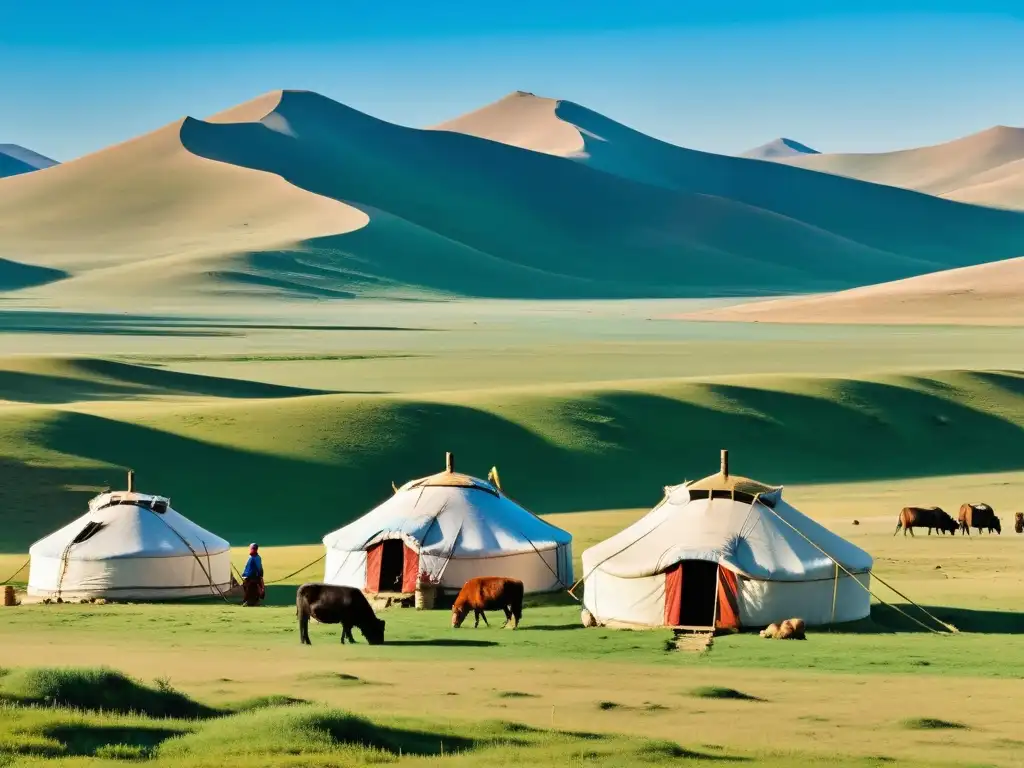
left=323, top=453, right=573, bottom=594
left=581, top=451, right=873, bottom=630
left=28, top=471, right=231, bottom=601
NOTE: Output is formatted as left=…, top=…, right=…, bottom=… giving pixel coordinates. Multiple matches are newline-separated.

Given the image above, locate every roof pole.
left=127, top=469, right=135, bottom=493
left=720, top=449, right=729, bottom=479
left=446, top=452, right=454, bottom=473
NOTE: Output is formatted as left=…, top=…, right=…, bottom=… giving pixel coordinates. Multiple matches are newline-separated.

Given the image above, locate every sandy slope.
left=438, top=93, right=1024, bottom=267
left=0, top=144, right=58, bottom=178
left=431, top=90, right=586, bottom=155
left=3, top=89, right=1024, bottom=304
left=741, top=138, right=819, bottom=159
left=776, top=126, right=1024, bottom=208
left=685, top=256, right=1024, bottom=325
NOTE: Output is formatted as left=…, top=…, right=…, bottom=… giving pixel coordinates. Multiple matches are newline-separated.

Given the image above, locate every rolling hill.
left=0, top=144, right=57, bottom=178
left=741, top=138, right=819, bottom=159
left=774, top=125, right=1024, bottom=209
left=0, top=364, right=1021, bottom=551
left=2, top=90, right=1024, bottom=304
left=684, top=256, right=1024, bottom=325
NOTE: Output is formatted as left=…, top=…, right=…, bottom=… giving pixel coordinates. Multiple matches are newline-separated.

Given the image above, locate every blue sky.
left=2, top=2, right=1022, bottom=161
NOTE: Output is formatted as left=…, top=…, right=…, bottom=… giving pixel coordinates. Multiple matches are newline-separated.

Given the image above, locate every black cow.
left=296, top=583, right=385, bottom=645
left=958, top=503, right=1001, bottom=535
left=894, top=506, right=958, bottom=536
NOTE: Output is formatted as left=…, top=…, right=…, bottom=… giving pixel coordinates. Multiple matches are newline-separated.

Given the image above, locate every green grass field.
left=1, top=298, right=1023, bottom=766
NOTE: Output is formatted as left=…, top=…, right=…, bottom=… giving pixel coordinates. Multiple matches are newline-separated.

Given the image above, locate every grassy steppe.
left=0, top=300, right=1022, bottom=767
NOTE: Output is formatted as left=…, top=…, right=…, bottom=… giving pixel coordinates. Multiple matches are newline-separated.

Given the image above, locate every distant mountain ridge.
left=769, top=125, right=1024, bottom=209
left=0, top=89, right=1023, bottom=306
left=0, top=144, right=58, bottom=178
left=741, top=138, right=820, bottom=159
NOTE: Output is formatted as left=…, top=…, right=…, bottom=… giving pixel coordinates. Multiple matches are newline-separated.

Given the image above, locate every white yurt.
left=581, top=451, right=873, bottom=630
left=28, top=471, right=232, bottom=600
left=323, top=453, right=573, bottom=594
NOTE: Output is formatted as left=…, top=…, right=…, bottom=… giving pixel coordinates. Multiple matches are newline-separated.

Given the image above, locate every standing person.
left=241, top=543, right=264, bottom=607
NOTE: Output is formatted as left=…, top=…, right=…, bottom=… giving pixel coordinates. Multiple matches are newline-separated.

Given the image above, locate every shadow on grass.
left=0, top=668, right=216, bottom=718
left=635, top=740, right=749, bottom=762
left=385, top=639, right=499, bottom=647
left=163, top=707, right=482, bottom=758
left=517, top=624, right=585, bottom=632
left=43, top=724, right=181, bottom=758
left=835, top=604, right=1024, bottom=635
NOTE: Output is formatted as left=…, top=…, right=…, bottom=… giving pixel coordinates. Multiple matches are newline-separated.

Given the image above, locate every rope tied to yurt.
left=262, top=553, right=326, bottom=585
left=760, top=499, right=956, bottom=634
left=142, top=506, right=232, bottom=604
left=0, top=558, right=30, bottom=586
left=567, top=498, right=677, bottom=601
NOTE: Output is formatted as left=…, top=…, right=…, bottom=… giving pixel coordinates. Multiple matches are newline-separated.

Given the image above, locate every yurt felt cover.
left=581, top=465, right=873, bottom=628
left=28, top=491, right=231, bottom=598
left=324, top=468, right=572, bottom=585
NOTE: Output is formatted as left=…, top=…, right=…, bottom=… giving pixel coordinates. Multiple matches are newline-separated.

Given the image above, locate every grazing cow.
left=894, top=506, right=958, bottom=537
left=296, top=583, right=385, bottom=645
left=1015, top=513, right=1023, bottom=534
left=958, top=503, right=1001, bottom=536
left=451, top=577, right=524, bottom=629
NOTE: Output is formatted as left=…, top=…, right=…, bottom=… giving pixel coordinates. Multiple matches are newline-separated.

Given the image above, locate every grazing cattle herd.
left=295, top=576, right=525, bottom=645
left=896, top=503, right=1009, bottom=536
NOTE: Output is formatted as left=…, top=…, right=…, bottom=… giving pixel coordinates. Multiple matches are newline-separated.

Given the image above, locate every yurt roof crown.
left=88, top=469, right=171, bottom=514
left=397, top=452, right=501, bottom=495
left=681, top=450, right=782, bottom=505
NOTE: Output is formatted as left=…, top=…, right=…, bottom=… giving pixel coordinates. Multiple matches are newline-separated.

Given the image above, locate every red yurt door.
left=366, top=540, right=420, bottom=593
left=663, top=561, right=741, bottom=630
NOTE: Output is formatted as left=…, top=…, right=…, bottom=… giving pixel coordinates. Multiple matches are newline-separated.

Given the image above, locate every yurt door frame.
left=365, top=539, right=420, bottom=594
left=664, top=561, right=741, bottom=631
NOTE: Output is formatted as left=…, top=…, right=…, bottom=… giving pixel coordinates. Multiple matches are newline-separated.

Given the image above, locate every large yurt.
left=581, top=451, right=873, bottom=630
left=28, top=471, right=232, bottom=600
left=323, top=453, right=573, bottom=594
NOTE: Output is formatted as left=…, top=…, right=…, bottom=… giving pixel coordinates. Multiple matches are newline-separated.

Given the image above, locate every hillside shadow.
left=0, top=361, right=330, bottom=404
left=0, top=309, right=433, bottom=336
left=556, top=100, right=1024, bottom=265
left=43, top=725, right=180, bottom=758
left=0, top=258, right=68, bottom=292
left=1, top=372, right=1023, bottom=551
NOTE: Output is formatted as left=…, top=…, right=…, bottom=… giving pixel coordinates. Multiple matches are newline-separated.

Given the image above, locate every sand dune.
left=775, top=125, right=1024, bottom=209
left=0, top=144, right=58, bottom=178
left=432, top=90, right=586, bottom=156
left=685, top=256, right=1024, bottom=325
left=439, top=93, right=1024, bottom=267
left=2, top=89, right=1024, bottom=304
left=741, top=138, right=819, bottom=159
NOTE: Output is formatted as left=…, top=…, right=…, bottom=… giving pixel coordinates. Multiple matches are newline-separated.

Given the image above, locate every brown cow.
left=451, top=577, right=524, bottom=629
left=958, top=503, right=1001, bottom=535
left=894, top=506, right=958, bottom=537
left=1015, top=512, right=1023, bottom=534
